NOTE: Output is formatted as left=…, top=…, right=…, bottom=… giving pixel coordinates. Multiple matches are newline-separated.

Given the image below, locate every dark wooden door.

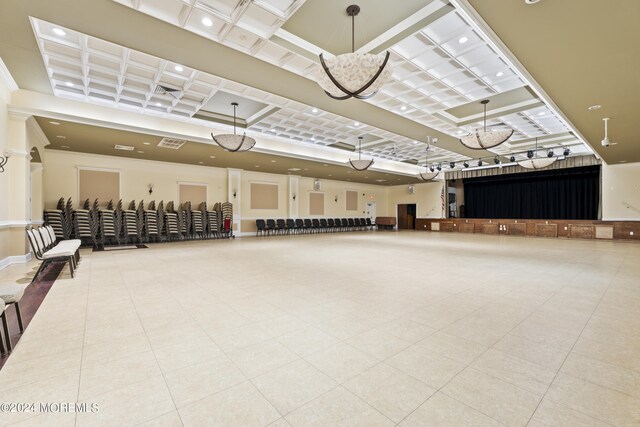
left=397, top=204, right=408, bottom=229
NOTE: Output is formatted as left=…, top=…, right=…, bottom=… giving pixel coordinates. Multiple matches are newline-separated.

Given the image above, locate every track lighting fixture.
left=449, top=161, right=456, bottom=169
left=563, top=148, right=570, bottom=156
left=527, top=150, right=534, bottom=159
left=477, top=160, right=482, bottom=167
left=494, top=156, right=500, bottom=165
left=510, top=155, right=516, bottom=162
left=429, top=165, right=435, bottom=173
left=547, top=150, right=554, bottom=158
left=463, top=161, right=469, bottom=168
left=436, top=164, right=442, bottom=171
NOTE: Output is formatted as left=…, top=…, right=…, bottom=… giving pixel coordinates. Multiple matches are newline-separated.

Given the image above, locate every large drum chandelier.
left=211, top=102, right=256, bottom=152
left=316, top=5, right=393, bottom=100
left=348, top=136, right=374, bottom=171
left=517, top=137, right=557, bottom=169
left=460, top=100, right=514, bottom=149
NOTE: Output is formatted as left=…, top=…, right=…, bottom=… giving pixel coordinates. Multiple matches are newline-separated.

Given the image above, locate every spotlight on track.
left=449, top=161, right=456, bottom=169
left=563, top=147, right=570, bottom=156
left=494, top=156, right=500, bottom=165
left=463, top=161, right=469, bottom=168
left=477, top=159, right=482, bottom=167
left=429, top=165, right=435, bottom=172
left=527, top=150, right=534, bottom=159
left=510, top=155, right=516, bottom=162
left=547, top=150, right=554, bottom=158
left=436, top=163, right=442, bottom=171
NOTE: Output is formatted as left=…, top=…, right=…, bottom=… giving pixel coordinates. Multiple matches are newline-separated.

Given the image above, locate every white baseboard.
left=0, top=253, right=32, bottom=270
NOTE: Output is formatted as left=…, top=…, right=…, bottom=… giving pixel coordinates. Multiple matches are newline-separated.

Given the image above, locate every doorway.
left=397, top=204, right=416, bottom=230
left=366, top=201, right=377, bottom=223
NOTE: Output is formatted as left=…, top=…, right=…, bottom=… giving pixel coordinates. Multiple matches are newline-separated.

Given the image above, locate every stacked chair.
left=255, top=217, right=374, bottom=236
left=43, top=197, right=234, bottom=248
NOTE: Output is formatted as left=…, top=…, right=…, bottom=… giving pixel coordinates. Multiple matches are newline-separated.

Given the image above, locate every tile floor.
left=0, top=231, right=639, bottom=426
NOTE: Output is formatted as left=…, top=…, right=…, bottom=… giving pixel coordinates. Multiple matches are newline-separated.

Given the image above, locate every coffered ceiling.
left=0, top=0, right=624, bottom=183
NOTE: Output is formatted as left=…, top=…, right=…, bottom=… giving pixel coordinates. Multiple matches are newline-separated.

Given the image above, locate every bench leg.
left=1, top=313, right=11, bottom=352
left=14, top=303, right=24, bottom=333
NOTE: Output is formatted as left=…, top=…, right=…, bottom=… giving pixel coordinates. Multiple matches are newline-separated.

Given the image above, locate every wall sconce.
left=148, top=184, right=154, bottom=195
left=0, top=153, right=9, bottom=173
left=233, top=189, right=237, bottom=199
left=292, top=193, right=296, bottom=201
left=335, top=195, right=338, bottom=203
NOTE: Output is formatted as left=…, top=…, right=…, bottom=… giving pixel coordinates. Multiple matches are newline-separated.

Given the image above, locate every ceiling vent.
left=154, top=84, right=181, bottom=98
left=157, top=137, right=187, bottom=149
left=114, top=144, right=135, bottom=151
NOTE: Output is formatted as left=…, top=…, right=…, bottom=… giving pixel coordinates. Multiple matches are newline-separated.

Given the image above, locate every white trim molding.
left=0, top=253, right=32, bottom=271
left=0, top=220, right=33, bottom=229
left=0, top=57, right=19, bottom=92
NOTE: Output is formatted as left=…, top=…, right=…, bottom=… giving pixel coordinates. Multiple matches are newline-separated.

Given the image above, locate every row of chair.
left=26, top=225, right=82, bottom=281
left=256, top=218, right=374, bottom=236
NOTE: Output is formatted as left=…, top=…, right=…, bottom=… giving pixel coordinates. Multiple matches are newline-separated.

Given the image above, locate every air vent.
left=328, top=142, right=356, bottom=152
left=157, top=137, right=187, bottom=149
left=154, top=84, right=180, bottom=98
left=114, top=145, right=135, bottom=151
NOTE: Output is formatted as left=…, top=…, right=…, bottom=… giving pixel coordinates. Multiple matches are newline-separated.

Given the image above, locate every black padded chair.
left=286, top=218, right=296, bottom=235
left=341, top=218, right=349, bottom=231
left=327, top=218, right=335, bottom=232
left=335, top=218, right=343, bottom=232
left=354, top=218, right=361, bottom=231
left=366, top=218, right=373, bottom=230
left=295, top=218, right=305, bottom=234
left=304, top=218, right=313, bottom=234
left=276, top=219, right=286, bottom=235
left=256, top=219, right=267, bottom=236
left=319, top=218, right=328, bottom=233
left=312, top=218, right=320, bottom=233
left=348, top=218, right=355, bottom=231
left=266, top=219, right=276, bottom=236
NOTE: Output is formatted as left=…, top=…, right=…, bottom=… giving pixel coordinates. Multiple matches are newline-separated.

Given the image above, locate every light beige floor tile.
left=253, top=359, right=337, bottom=415
left=164, top=355, right=246, bottom=407
left=7, top=412, right=77, bottom=427
left=386, top=344, right=466, bottom=389
left=400, top=392, right=501, bottom=427
left=227, top=339, right=300, bottom=379
left=344, top=363, right=436, bottom=422
left=178, top=381, right=281, bottom=427
left=81, top=332, right=152, bottom=365
left=417, top=331, right=488, bottom=364
left=153, top=337, right=224, bottom=373
left=528, top=397, right=611, bottom=427
left=208, top=323, right=273, bottom=352
left=79, top=350, right=161, bottom=399
left=137, top=411, right=183, bottom=426
left=305, top=342, right=380, bottom=383
left=346, top=329, right=412, bottom=360
left=493, top=333, right=570, bottom=370
left=285, top=386, right=393, bottom=427
left=0, top=348, right=82, bottom=390
left=276, top=326, right=340, bottom=357
left=471, top=348, right=557, bottom=397
left=372, top=318, right=436, bottom=344
left=545, top=373, right=640, bottom=426
left=257, top=314, right=309, bottom=338
left=76, top=376, right=176, bottom=426
left=561, top=352, right=640, bottom=398
left=442, top=367, right=542, bottom=426
left=572, top=335, right=640, bottom=371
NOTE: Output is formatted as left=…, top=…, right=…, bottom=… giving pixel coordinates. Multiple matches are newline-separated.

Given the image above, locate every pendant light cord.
left=233, top=104, right=237, bottom=135
left=483, top=101, right=487, bottom=132
left=351, top=13, right=355, bottom=53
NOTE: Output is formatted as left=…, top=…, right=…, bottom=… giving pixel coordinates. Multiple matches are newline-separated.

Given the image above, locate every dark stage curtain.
left=463, top=165, right=600, bottom=219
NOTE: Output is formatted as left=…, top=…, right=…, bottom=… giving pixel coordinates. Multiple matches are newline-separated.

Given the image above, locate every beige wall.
left=387, top=181, right=444, bottom=220
left=43, top=150, right=227, bottom=209
left=602, top=163, right=640, bottom=220
left=297, top=177, right=389, bottom=218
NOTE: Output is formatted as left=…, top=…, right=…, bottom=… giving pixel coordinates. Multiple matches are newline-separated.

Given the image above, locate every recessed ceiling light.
left=56, top=135, right=66, bottom=139
left=323, top=164, right=328, bottom=167
left=143, top=142, right=151, bottom=145
left=137, top=150, right=144, bottom=153
left=525, top=0, right=542, bottom=4
left=328, top=174, right=332, bottom=177
left=347, top=171, right=351, bottom=173
left=198, top=161, right=203, bottom=164
left=312, top=108, right=318, bottom=113
left=64, top=81, right=74, bottom=87
left=311, top=137, right=316, bottom=141
left=400, top=106, right=407, bottom=111
left=538, top=112, right=546, bottom=116
left=52, top=28, right=66, bottom=36
left=255, top=165, right=260, bottom=168
left=495, top=71, right=504, bottom=77
left=620, top=160, right=627, bottom=163
left=174, top=65, right=183, bottom=72
left=588, top=104, right=602, bottom=110
left=304, top=168, right=309, bottom=171
left=457, top=130, right=465, bottom=135
left=353, top=122, right=360, bottom=127
left=270, top=129, right=276, bottom=133
left=49, top=121, right=60, bottom=125
left=60, top=145, right=69, bottom=148
left=210, top=155, right=216, bottom=158
left=155, top=102, right=162, bottom=107
left=288, top=168, right=302, bottom=171
left=412, top=141, right=419, bottom=145
left=202, top=17, right=213, bottom=27
left=271, top=160, right=276, bottom=163
left=458, top=36, right=469, bottom=44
